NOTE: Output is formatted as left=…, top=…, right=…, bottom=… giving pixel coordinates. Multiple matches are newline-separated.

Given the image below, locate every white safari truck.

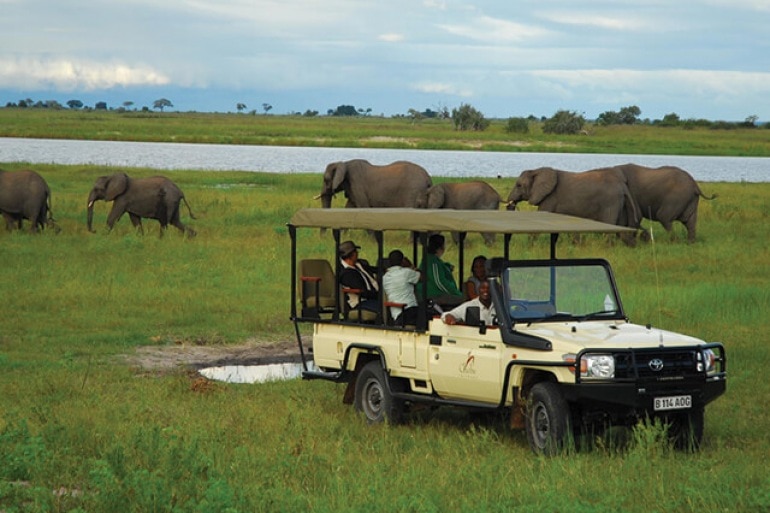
left=288, top=208, right=726, bottom=454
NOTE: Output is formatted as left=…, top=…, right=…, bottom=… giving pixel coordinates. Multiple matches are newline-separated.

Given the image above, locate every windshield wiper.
left=577, top=310, right=617, bottom=322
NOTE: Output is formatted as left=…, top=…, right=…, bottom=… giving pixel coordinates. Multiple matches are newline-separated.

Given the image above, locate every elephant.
left=506, top=166, right=641, bottom=246
left=613, top=164, right=716, bottom=243
left=418, top=181, right=502, bottom=244
left=316, top=159, right=432, bottom=209
left=0, top=169, right=56, bottom=233
left=87, top=173, right=196, bottom=237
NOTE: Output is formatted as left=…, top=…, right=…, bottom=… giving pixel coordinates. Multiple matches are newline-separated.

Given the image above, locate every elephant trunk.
left=86, top=191, right=97, bottom=232
left=319, top=193, right=332, bottom=209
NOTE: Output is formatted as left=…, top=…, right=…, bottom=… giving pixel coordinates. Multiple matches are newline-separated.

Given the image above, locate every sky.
left=1, top=0, right=768, bottom=121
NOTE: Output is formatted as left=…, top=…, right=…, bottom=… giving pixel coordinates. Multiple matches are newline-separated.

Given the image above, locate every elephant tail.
left=622, top=187, right=642, bottom=228
left=697, top=187, right=718, bottom=201
left=182, top=196, right=197, bottom=219
left=45, top=188, right=58, bottom=229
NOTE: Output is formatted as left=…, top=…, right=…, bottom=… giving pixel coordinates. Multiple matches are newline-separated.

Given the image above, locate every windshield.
left=501, top=260, right=622, bottom=323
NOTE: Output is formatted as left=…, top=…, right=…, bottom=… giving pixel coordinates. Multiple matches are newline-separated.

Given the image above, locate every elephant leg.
left=106, top=205, right=126, bottom=232
left=128, top=213, right=144, bottom=235
left=683, top=213, right=698, bottom=243
left=168, top=205, right=194, bottom=237
left=2, top=212, right=16, bottom=231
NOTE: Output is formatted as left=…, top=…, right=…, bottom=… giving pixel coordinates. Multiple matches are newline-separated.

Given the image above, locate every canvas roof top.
left=289, top=208, right=635, bottom=234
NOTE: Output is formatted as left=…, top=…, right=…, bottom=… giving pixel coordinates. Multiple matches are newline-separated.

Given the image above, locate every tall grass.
left=1, top=162, right=769, bottom=511
left=2, top=108, right=770, bottom=155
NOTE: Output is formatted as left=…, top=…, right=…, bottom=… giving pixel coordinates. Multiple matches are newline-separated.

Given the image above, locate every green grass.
left=2, top=108, right=770, bottom=156
left=0, top=162, right=769, bottom=511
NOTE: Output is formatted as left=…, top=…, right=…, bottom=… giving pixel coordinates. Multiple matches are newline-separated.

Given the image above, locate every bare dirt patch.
left=123, top=336, right=310, bottom=375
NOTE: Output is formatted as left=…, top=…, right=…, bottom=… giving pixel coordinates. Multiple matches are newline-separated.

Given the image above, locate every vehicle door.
left=429, top=324, right=504, bottom=404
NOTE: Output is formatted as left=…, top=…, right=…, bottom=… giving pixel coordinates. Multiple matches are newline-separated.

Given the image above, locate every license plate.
left=654, top=395, right=692, bottom=411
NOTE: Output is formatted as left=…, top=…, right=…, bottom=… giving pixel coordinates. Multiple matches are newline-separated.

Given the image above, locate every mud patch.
left=124, top=337, right=310, bottom=375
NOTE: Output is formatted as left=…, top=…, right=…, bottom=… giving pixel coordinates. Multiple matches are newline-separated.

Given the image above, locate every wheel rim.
left=362, top=378, right=384, bottom=420
left=533, top=402, right=551, bottom=449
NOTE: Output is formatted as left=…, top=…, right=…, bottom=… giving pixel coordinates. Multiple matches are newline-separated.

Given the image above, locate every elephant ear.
left=528, top=168, right=558, bottom=206
left=330, top=163, right=347, bottom=192
left=105, top=173, right=129, bottom=201
left=428, top=185, right=445, bottom=208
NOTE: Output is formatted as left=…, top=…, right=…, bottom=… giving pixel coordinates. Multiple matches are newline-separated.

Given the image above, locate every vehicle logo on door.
left=459, top=352, right=476, bottom=375
left=649, top=358, right=664, bottom=372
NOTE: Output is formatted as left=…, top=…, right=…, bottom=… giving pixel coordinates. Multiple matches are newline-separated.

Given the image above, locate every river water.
left=0, top=137, right=767, bottom=182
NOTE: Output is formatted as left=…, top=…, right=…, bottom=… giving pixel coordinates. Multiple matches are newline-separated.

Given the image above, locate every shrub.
left=505, top=117, right=529, bottom=134
left=542, top=110, right=585, bottom=134
left=451, top=103, right=490, bottom=131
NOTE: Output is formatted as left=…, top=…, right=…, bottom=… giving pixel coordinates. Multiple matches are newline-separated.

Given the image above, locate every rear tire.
left=525, top=382, right=572, bottom=455
left=354, top=361, right=404, bottom=424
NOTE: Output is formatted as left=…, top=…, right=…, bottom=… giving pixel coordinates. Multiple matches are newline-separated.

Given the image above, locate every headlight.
left=583, top=354, right=615, bottom=379
left=563, top=353, right=615, bottom=379
left=698, top=349, right=716, bottom=374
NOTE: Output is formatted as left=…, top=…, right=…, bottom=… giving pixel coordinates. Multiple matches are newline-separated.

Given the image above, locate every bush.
left=451, top=103, right=490, bottom=131
left=542, top=110, right=586, bottom=134
left=505, top=117, right=529, bottom=134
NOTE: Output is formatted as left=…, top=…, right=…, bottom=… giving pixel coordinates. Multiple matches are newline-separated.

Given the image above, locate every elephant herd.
left=317, top=159, right=715, bottom=244
left=0, top=169, right=196, bottom=236
left=1, top=159, right=714, bottom=243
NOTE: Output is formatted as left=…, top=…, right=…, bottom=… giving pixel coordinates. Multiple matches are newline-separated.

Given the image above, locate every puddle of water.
left=199, top=362, right=316, bottom=384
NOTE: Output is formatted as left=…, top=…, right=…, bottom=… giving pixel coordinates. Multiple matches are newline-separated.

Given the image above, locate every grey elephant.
left=614, top=164, right=715, bottom=243
left=0, top=169, right=56, bottom=233
left=507, top=167, right=640, bottom=246
left=419, top=181, right=502, bottom=244
left=87, top=173, right=196, bottom=237
left=317, top=159, right=432, bottom=208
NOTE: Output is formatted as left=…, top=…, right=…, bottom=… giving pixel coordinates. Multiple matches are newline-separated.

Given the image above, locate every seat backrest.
left=299, top=259, right=336, bottom=309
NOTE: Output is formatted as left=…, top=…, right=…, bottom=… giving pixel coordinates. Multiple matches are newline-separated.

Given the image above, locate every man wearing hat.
left=338, top=240, right=380, bottom=316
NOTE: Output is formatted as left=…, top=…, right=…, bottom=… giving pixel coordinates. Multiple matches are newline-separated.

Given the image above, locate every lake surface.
left=1, top=137, right=767, bottom=182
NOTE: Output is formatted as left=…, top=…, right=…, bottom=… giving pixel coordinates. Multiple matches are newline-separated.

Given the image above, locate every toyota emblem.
left=649, top=358, right=664, bottom=372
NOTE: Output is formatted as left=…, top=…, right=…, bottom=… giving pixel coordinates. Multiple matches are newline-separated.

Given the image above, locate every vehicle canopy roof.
left=289, top=208, right=635, bottom=235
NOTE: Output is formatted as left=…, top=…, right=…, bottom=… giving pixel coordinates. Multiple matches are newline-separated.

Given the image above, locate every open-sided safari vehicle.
left=288, top=208, right=726, bottom=454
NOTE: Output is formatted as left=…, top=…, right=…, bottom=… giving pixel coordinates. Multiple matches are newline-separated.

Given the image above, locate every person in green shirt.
left=421, top=233, right=463, bottom=308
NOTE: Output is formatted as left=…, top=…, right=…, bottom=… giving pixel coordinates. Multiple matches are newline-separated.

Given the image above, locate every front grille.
left=614, top=349, right=701, bottom=380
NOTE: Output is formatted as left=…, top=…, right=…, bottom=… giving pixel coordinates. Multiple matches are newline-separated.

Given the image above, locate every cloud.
left=529, top=68, right=770, bottom=94
left=378, top=33, right=405, bottom=43
left=539, top=12, right=653, bottom=31
left=438, top=15, right=550, bottom=43
left=412, top=81, right=473, bottom=97
left=0, top=57, right=170, bottom=91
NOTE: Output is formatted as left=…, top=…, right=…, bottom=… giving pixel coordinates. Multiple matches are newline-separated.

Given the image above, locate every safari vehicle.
left=288, top=208, right=727, bottom=454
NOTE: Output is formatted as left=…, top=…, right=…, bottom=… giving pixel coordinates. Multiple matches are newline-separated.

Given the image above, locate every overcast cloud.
left=1, top=0, right=768, bottom=120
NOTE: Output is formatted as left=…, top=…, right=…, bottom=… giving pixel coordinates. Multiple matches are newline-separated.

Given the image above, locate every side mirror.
left=465, top=306, right=485, bottom=334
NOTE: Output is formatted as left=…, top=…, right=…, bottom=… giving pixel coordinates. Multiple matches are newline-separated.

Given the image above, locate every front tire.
left=354, top=361, right=403, bottom=424
left=525, top=382, right=572, bottom=455
left=665, top=406, right=704, bottom=451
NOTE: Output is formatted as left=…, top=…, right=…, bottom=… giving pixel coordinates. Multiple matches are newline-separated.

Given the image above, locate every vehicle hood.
left=517, top=321, right=705, bottom=352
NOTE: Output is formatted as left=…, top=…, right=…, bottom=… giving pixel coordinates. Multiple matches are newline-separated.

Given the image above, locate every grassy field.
left=1, top=159, right=769, bottom=511
left=1, top=108, right=770, bottom=156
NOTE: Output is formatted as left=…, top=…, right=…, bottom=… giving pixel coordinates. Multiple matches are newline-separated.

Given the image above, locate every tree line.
left=3, top=97, right=765, bottom=133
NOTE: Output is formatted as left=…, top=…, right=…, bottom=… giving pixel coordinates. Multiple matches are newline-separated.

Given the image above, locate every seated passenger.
left=442, top=280, right=496, bottom=326
left=338, top=240, right=379, bottom=315
left=464, top=255, right=487, bottom=300
left=382, top=249, right=421, bottom=326
left=420, top=233, right=463, bottom=307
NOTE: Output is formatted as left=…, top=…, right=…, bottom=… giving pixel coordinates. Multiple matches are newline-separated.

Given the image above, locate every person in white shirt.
left=382, top=249, right=421, bottom=326
left=442, top=280, right=496, bottom=326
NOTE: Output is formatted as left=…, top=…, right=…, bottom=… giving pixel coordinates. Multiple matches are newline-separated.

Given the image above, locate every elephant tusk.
left=313, top=194, right=322, bottom=200
left=87, top=200, right=94, bottom=208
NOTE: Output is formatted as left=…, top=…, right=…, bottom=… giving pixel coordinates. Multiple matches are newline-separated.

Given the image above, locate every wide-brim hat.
left=338, top=240, right=360, bottom=257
